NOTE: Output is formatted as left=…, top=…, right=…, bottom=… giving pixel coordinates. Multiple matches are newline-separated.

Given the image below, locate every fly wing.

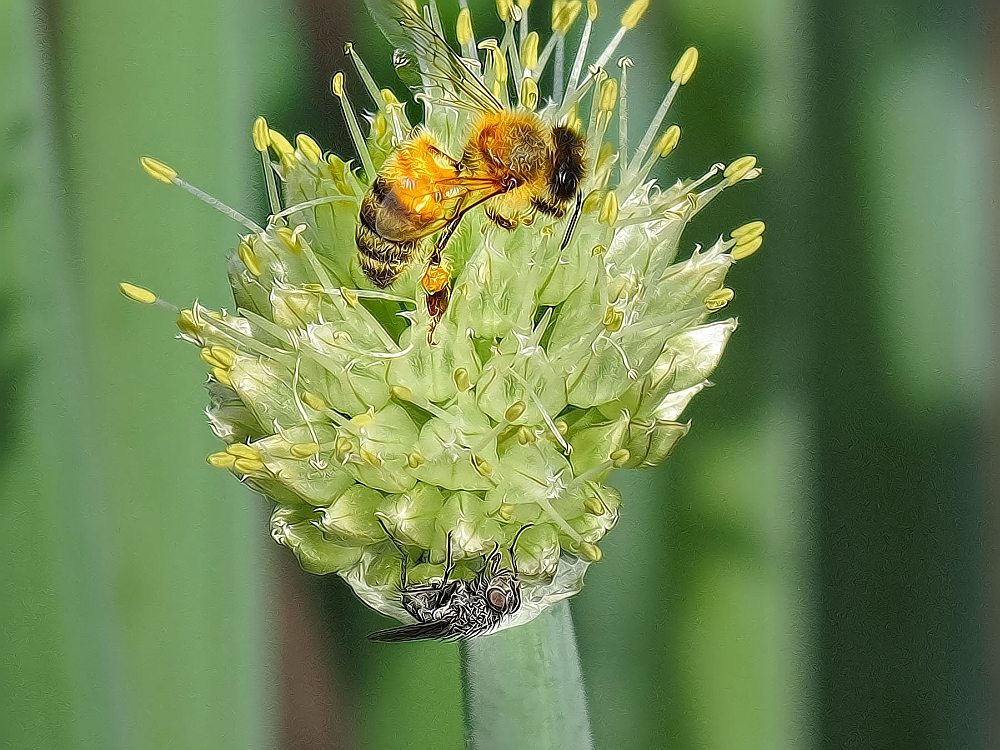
left=366, top=0, right=503, bottom=114
left=367, top=619, right=453, bottom=642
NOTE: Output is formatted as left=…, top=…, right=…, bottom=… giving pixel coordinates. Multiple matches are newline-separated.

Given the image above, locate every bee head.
left=550, top=125, right=587, bottom=203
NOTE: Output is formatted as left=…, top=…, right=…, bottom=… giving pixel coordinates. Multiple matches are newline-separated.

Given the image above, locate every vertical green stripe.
left=1, top=2, right=121, bottom=747
left=0, top=0, right=301, bottom=745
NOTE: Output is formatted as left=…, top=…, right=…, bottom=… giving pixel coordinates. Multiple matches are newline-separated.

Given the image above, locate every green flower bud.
left=128, top=0, right=761, bottom=634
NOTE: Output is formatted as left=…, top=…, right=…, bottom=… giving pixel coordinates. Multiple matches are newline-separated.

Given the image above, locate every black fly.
left=368, top=525, right=531, bottom=643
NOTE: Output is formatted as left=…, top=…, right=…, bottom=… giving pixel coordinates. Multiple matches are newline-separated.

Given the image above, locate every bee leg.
left=485, top=207, right=517, bottom=231
left=559, top=191, right=584, bottom=251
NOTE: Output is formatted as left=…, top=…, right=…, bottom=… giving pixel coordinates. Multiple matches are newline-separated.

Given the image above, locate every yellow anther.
left=610, top=448, right=631, bottom=467
left=360, top=448, right=382, bottom=466
left=372, top=112, right=389, bottom=141
left=490, top=47, right=508, bottom=86
left=578, top=541, right=603, bottom=561
left=582, top=190, right=603, bottom=215
left=603, top=307, right=624, bottom=333
left=233, top=457, right=266, bottom=474
left=251, top=116, right=269, bottom=152
left=724, top=155, right=758, bottom=184
left=518, top=426, right=536, bottom=444
left=238, top=238, right=262, bottom=277
left=598, top=77, right=618, bottom=113
left=331, top=71, right=345, bottom=97
left=201, top=347, right=224, bottom=368
left=599, top=191, right=619, bottom=226
left=620, top=0, right=648, bottom=29
left=296, top=134, right=322, bottom=165
left=290, top=442, right=321, bottom=458
left=521, top=32, right=539, bottom=70
left=457, top=8, right=473, bottom=46
left=267, top=128, right=295, bottom=163
left=177, top=308, right=198, bottom=334
left=552, top=0, right=582, bottom=34
left=732, top=235, right=764, bottom=261
left=343, top=41, right=354, bottom=54
left=276, top=225, right=306, bottom=252
left=407, top=452, right=426, bottom=469
left=505, top=401, right=527, bottom=422
left=207, top=452, right=237, bottom=469
left=472, top=455, right=494, bottom=478
left=336, top=437, right=353, bottom=455
left=670, top=47, right=699, bottom=85
left=301, top=391, right=326, bottom=411
left=209, top=346, right=236, bottom=368
left=656, top=125, right=682, bottom=158
left=226, top=443, right=259, bottom=459
left=388, top=385, right=412, bottom=403
left=564, top=105, right=582, bottom=134
left=351, top=412, right=374, bottom=428
left=139, top=156, right=177, bottom=184
left=596, top=141, right=616, bottom=172
left=587, top=0, right=599, bottom=21
left=584, top=496, right=605, bottom=515
left=454, top=368, right=471, bottom=392
left=591, top=244, right=607, bottom=256
left=704, top=287, right=735, bottom=311
left=497, top=503, right=515, bottom=522
left=731, top=220, right=765, bottom=241
left=381, top=88, right=400, bottom=106
left=520, top=77, right=539, bottom=110
left=496, top=0, right=513, bottom=21
left=212, top=367, right=233, bottom=388
left=119, top=282, right=156, bottom=305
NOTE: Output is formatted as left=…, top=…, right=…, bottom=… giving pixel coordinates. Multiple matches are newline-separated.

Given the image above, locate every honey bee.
left=368, top=525, right=531, bottom=642
left=358, top=0, right=587, bottom=320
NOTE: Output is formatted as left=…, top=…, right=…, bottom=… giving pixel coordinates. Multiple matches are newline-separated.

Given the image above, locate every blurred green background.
left=1, top=0, right=995, bottom=748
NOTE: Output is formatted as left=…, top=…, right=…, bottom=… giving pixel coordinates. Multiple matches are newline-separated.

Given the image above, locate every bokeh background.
left=2, top=0, right=997, bottom=747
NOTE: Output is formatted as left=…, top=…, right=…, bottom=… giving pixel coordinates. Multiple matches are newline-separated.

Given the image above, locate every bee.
left=368, top=525, right=531, bottom=643
left=358, top=0, right=587, bottom=320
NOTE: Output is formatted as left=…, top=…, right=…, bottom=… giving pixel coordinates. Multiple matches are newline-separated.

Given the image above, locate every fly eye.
left=487, top=587, right=509, bottom=611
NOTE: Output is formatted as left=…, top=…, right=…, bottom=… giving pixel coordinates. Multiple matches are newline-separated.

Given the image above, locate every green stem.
left=460, top=601, right=593, bottom=750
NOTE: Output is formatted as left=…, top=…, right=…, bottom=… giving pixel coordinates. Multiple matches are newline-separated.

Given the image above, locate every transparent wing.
left=367, top=619, right=452, bottom=642
left=367, top=0, right=503, bottom=114
left=374, top=174, right=504, bottom=242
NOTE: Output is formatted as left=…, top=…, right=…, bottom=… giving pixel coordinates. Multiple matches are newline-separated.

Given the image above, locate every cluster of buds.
left=124, top=0, right=763, bottom=630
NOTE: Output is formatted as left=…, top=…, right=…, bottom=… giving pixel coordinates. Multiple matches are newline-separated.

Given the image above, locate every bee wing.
left=367, top=619, right=453, bottom=642
left=367, top=0, right=503, bottom=114
left=375, top=175, right=504, bottom=242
